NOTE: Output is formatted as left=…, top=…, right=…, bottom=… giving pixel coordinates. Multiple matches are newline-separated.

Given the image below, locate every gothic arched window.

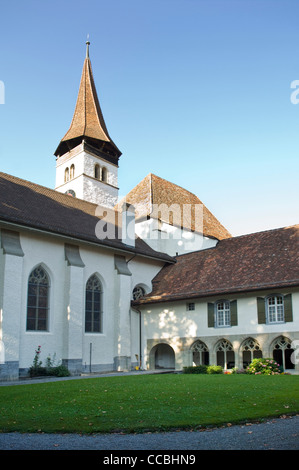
left=85, top=274, right=103, bottom=333
left=241, top=337, right=262, bottom=368
left=70, top=164, right=75, bottom=180
left=191, top=340, right=209, bottom=366
left=94, top=164, right=100, bottom=180
left=272, top=336, right=294, bottom=370
left=216, top=339, right=235, bottom=370
left=64, top=167, right=69, bottom=182
left=26, top=266, right=50, bottom=331
left=101, top=167, right=107, bottom=182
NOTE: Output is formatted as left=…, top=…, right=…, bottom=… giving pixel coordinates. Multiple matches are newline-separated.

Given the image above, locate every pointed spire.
left=55, top=41, right=121, bottom=160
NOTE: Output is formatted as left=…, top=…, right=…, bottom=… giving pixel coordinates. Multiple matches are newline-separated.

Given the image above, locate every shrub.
left=183, top=365, right=208, bottom=374
left=47, top=365, right=70, bottom=377
left=231, top=367, right=247, bottom=374
left=29, top=346, right=70, bottom=377
left=207, top=365, right=223, bottom=374
left=246, top=358, right=281, bottom=375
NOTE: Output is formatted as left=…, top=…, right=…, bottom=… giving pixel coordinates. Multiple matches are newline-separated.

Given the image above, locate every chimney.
left=121, top=202, right=135, bottom=247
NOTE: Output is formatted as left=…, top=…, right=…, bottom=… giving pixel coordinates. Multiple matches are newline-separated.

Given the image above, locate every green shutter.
left=257, top=297, right=266, bottom=324
left=208, top=303, right=215, bottom=327
left=284, top=294, right=293, bottom=322
left=230, top=300, right=238, bottom=326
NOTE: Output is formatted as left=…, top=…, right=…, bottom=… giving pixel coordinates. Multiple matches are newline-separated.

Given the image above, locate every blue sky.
left=0, top=0, right=298, bottom=236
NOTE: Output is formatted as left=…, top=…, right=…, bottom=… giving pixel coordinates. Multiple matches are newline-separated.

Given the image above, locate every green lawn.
left=0, top=374, right=298, bottom=434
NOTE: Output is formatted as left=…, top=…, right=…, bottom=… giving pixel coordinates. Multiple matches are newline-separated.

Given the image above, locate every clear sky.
left=0, top=0, right=298, bottom=236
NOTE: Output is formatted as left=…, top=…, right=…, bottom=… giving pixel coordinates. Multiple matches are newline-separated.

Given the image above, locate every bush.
left=183, top=365, right=208, bottom=374
left=29, top=346, right=70, bottom=378
left=246, top=358, right=281, bottom=375
left=47, top=365, right=70, bottom=377
left=231, top=367, right=247, bottom=374
left=207, top=365, right=223, bottom=374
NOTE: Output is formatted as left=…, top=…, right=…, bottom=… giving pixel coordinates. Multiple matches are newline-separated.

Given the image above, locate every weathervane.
left=86, top=34, right=90, bottom=58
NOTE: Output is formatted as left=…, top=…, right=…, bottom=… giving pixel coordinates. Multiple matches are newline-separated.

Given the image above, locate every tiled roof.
left=55, top=46, right=121, bottom=160
left=133, top=224, right=299, bottom=304
left=0, top=172, right=174, bottom=263
left=116, top=173, right=231, bottom=240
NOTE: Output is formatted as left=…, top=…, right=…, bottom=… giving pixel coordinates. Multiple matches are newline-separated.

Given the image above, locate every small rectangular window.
left=187, top=302, right=195, bottom=311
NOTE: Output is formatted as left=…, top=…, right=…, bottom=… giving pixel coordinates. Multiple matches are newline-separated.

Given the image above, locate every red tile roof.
left=133, top=224, right=299, bottom=304
left=116, top=173, right=231, bottom=240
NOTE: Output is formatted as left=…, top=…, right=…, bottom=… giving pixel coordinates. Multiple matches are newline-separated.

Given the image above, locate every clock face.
left=65, top=189, right=76, bottom=197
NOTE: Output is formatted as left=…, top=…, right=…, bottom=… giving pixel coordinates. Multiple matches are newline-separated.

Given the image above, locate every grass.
left=0, top=374, right=298, bottom=434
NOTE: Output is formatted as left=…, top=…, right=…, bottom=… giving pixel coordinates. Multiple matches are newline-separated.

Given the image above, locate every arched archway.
left=215, top=339, right=235, bottom=370
left=191, top=340, right=209, bottom=366
left=150, top=343, right=175, bottom=370
left=241, top=337, right=262, bottom=368
left=272, top=336, right=294, bottom=370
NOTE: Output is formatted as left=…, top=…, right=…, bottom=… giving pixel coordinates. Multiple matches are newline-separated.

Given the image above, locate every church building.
left=0, top=43, right=298, bottom=380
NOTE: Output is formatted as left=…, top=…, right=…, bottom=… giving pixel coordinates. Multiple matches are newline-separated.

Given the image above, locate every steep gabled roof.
left=133, top=224, right=299, bottom=305
left=0, top=172, right=174, bottom=263
left=116, top=173, right=231, bottom=240
left=55, top=42, right=121, bottom=161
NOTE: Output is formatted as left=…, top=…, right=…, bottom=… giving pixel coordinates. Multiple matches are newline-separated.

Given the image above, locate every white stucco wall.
left=0, top=228, right=166, bottom=377
left=55, top=149, right=119, bottom=207
left=135, top=219, right=217, bottom=256
left=140, top=290, right=299, bottom=370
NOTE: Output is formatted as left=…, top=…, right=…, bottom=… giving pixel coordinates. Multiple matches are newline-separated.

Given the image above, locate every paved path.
left=0, top=415, right=298, bottom=451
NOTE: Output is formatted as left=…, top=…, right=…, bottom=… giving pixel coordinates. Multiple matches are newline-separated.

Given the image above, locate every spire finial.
left=86, top=35, right=90, bottom=58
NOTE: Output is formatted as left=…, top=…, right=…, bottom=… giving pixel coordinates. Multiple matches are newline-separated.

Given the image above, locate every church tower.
left=54, top=42, right=121, bottom=207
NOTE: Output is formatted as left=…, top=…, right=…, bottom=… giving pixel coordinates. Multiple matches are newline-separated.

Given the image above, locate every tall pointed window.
left=216, top=339, right=234, bottom=370
left=70, top=164, right=75, bottom=179
left=64, top=167, right=69, bottom=182
left=101, top=167, right=107, bottom=182
left=94, top=164, right=100, bottom=180
left=241, top=338, right=262, bottom=368
left=191, top=340, right=209, bottom=366
left=26, top=266, right=50, bottom=331
left=85, top=274, right=103, bottom=333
